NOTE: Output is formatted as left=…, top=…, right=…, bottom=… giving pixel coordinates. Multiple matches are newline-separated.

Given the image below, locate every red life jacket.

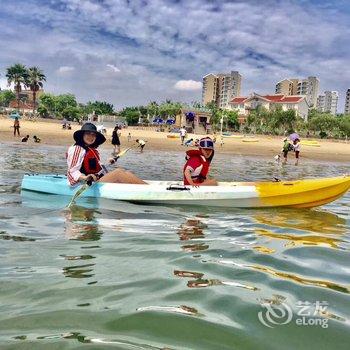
left=183, top=150, right=210, bottom=185
left=80, top=148, right=102, bottom=175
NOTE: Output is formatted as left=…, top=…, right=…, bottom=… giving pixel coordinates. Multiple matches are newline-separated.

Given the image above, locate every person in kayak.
left=67, top=123, right=146, bottom=186
left=183, top=137, right=218, bottom=186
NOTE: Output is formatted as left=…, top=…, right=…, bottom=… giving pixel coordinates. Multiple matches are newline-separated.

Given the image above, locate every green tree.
left=224, top=110, right=240, bottom=130
left=84, top=101, right=114, bottom=115
left=38, top=93, right=57, bottom=117
left=5, top=63, right=28, bottom=110
left=206, top=101, right=221, bottom=130
left=26, top=66, right=46, bottom=116
left=147, top=101, right=159, bottom=120
left=308, top=114, right=339, bottom=138
left=0, top=90, right=16, bottom=107
left=120, top=107, right=140, bottom=126
left=61, top=106, right=82, bottom=121
left=55, top=94, right=77, bottom=115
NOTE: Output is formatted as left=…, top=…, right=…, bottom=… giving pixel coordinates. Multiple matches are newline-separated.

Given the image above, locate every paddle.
left=67, top=147, right=132, bottom=208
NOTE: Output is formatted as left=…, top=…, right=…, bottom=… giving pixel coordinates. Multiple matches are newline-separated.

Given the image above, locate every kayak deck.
left=21, top=174, right=350, bottom=209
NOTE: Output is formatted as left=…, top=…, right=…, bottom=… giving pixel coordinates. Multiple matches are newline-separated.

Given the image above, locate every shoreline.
left=1, top=118, right=350, bottom=163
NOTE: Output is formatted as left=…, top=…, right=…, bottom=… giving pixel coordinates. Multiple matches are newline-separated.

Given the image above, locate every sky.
left=0, top=0, right=349, bottom=111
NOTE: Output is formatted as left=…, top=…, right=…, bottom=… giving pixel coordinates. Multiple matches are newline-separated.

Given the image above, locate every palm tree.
left=6, top=63, right=28, bottom=110
left=26, top=66, right=46, bottom=116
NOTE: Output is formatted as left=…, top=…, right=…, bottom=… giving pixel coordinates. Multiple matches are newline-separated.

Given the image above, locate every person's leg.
left=99, top=168, right=147, bottom=184
left=295, top=151, right=299, bottom=165
left=200, top=178, right=218, bottom=186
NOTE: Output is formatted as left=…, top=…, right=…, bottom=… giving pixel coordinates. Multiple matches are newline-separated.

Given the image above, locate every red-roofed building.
left=229, top=93, right=309, bottom=123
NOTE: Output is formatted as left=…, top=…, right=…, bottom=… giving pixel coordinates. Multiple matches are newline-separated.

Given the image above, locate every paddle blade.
left=67, top=183, right=89, bottom=208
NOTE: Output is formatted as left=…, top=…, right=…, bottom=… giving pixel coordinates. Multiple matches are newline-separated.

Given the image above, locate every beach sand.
left=1, top=117, right=349, bottom=163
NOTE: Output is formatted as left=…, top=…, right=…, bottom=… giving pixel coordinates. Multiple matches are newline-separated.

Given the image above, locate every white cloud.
left=0, top=0, right=349, bottom=110
left=106, top=64, right=120, bottom=73
left=174, top=80, right=202, bottom=91
left=57, top=66, right=75, bottom=74
left=0, top=78, right=9, bottom=90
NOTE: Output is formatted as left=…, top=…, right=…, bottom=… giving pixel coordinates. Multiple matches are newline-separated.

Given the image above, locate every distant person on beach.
left=135, top=139, right=146, bottom=153
left=293, top=138, right=301, bottom=165
left=66, top=123, right=146, bottom=186
left=13, top=117, right=20, bottom=136
left=183, top=137, right=218, bottom=186
left=111, top=125, right=121, bottom=155
left=179, top=126, right=187, bottom=145
left=21, top=135, right=29, bottom=142
left=33, top=135, right=41, bottom=143
left=127, top=132, right=131, bottom=142
left=184, top=138, right=194, bottom=147
left=282, top=138, right=293, bottom=163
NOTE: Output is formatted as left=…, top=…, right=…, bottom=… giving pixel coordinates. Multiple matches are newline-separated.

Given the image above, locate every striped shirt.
left=66, top=145, right=87, bottom=186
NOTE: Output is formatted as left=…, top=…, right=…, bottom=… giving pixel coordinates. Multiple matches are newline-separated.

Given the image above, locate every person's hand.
left=109, top=157, right=117, bottom=164
left=83, top=174, right=98, bottom=182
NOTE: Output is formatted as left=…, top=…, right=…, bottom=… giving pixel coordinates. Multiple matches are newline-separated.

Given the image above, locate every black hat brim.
left=73, top=129, right=106, bottom=147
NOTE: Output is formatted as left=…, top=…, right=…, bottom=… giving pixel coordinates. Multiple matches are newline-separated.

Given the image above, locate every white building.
left=202, top=70, right=242, bottom=109
left=230, top=93, right=309, bottom=121
left=317, top=91, right=338, bottom=115
left=275, top=76, right=319, bottom=108
left=345, top=89, right=350, bottom=115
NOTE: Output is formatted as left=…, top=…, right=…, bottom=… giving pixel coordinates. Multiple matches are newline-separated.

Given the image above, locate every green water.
left=0, top=143, right=349, bottom=349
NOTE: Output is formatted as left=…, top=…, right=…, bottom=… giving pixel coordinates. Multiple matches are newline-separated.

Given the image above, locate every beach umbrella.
left=166, top=119, right=175, bottom=125
left=289, top=133, right=300, bottom=141
left=9, top=112, right=21, bottom=119
left=185, top=112, right=195, bottom=121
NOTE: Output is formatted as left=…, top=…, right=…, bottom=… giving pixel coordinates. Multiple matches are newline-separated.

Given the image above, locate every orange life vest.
left=80, top=148, right=102, bottom=175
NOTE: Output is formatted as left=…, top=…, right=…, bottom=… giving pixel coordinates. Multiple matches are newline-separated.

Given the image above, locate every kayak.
left=21, top=174, right=350, bottom=208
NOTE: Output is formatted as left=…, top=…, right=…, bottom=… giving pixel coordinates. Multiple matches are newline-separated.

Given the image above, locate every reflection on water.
left=64, top=205, right=103, bottom=241
left=0, top=144, right=350, bottom=350
left=177, top=218, right=209, bottom=252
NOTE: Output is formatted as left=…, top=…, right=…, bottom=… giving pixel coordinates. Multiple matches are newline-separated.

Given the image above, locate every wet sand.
left=1, top=117, right=349, bottom=162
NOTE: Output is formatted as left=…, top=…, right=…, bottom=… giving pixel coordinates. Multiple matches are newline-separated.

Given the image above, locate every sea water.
left=0, top=143, right=349, bottom=350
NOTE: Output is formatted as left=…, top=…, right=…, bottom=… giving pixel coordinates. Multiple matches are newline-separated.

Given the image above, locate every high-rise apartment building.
left=345, top=89, right=350, bottom=114
left=202, top=73, right=218, bottom=106
left=275, top=76, right=319, bottom=108
left=202, top=71, right=242, bottom=109
left=316, top=95, right=325, bottom=112
left=317, top=91, right=338, bottom=115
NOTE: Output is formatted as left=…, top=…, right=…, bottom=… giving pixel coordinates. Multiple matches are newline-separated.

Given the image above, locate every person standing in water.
left=13, top=117, right=20, bottom=136
left=66, top=123, right=145, bottom=186
left=111, top=125, right=121, bottom=155
left=135, top=139, right=146, bottom=153
left=293, top=138, right=301, bottom=165
left=183, top=137, right=218, bottom=186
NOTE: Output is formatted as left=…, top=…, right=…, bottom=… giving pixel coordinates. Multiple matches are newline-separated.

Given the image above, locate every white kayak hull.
left=21, top=174, right=350, bottom=208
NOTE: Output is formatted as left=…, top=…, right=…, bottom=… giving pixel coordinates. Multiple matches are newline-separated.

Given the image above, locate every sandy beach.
left=1, top=117, right=349, bottom=163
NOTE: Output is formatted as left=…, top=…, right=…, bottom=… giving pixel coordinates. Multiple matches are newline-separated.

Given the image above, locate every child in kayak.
left=183, top=137, right=218, bottom=186
left=67, top=123, right=145, bottom=186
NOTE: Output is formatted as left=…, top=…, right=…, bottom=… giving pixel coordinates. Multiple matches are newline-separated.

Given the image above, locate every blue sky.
left=0, top=0, right=349, bottom=111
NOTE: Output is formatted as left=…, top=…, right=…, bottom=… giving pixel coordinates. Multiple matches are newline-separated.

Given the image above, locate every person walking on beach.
left=293, top=138, right=301, bottom=165
left=13, top=117, right=20, bottom=136
left=135, top=139, right=146, bottom=153
left=127, top=132, right=131, bottom=142
left=282, top=138, right=293, bottom=164
left=111, top=125, right=121, bottom=155
left=179, top=126, right=187, bottom=145
left=66, top=123, right=146, bottom=186
left=183, top=137, right=218, bottom=186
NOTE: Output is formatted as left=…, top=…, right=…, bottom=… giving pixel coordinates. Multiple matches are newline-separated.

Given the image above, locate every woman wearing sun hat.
left=67, top=122, right=145, bottom=186
left=183, top=137, right=218, bottom=186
